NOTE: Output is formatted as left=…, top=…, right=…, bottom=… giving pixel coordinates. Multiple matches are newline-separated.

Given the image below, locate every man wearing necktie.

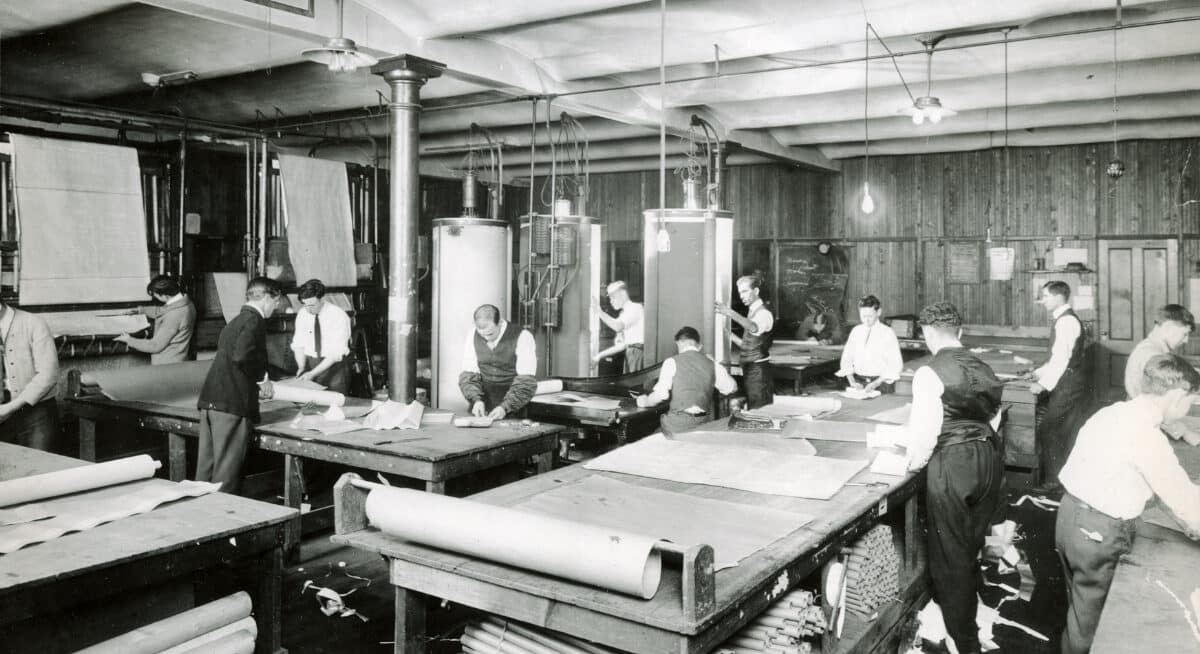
left=837, top=295, right=903, bottom=394
left=291, top=279, right=352, bottom=394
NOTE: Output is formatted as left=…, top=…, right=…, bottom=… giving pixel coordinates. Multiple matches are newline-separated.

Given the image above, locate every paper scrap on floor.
left=363, top=400, right=425, bottom=430
left=867, top=402, right=912, bottom=425
left=513, top=475, right=809, bottom=571
left=584, top=433, right=868, bottom=499
left=754, top=395, right=843, bottom=419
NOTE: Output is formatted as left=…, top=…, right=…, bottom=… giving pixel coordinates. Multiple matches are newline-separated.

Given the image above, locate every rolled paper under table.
left=0, top=455, right=161, bottom=508
left=159, top=617, right=258, bottom=654
left=171, top=629, right=255, bottom=654
left=270, top=384, right=346, bottom=407
left=476, top=621, right=581, bottom=654
left=363, top=485, right=664, bottom=598
left=482, top=619, right=597, bottom=654
left=75, top=592, right=251, bottom=654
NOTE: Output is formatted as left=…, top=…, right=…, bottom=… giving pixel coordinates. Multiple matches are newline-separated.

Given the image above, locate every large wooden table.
left=65, top=394, right=563, bottom=553
left=1091, top=430, right=1200, bottom=653
left=0, top=443, right=294, bottom=654
left=335, top=392, right=929, bottom=654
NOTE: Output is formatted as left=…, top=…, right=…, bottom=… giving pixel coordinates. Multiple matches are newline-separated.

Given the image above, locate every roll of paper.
left=75, top=592, right=251, bottom=654
left=364, top=486, right=664, bottom=598
left=171, top=629, right=256, bottom=654
left=159, top=617, right=258, bottom=654
left=535, top=379, right=564, bottom=395
left=270, top=384, right=346, bottom=407
left=0, top=455, right=161, bottom=508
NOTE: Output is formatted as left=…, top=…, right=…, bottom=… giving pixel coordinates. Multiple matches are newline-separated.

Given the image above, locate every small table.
left=0, top=443, right=295, bottom=654
left=528, top=391, right=665, bottom=448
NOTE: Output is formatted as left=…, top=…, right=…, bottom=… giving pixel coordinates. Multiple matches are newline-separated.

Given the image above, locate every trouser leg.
left=624, top=346, right=644, bottom=373
left=742, top=361, right=773, bottom=409
left=198, top=409, right=253, bottom=495
left=1039, top=371, right=1090, bottom=483
left=1054, top=493, right=1133, bottom=654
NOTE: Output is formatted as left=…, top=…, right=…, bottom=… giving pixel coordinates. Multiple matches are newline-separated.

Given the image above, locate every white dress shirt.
left=461, top=321, right=538, bottom=376
left=838, top=322, right=903, bottom=381
left=1036, top=304, right=1081, bottom=391
left=1059, top=396, right=1200, bottom=531
left=290, top=301, right=351, bottom=361
left=617, top=302, right=645, bottom=346
left=640, top=345, right=738, bottom=411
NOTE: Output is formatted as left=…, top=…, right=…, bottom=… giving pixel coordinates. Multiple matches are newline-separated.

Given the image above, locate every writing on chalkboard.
left=775, top=244, right=850, bottom=341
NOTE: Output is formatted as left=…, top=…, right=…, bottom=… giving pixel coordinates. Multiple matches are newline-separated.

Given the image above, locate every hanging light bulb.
left=861, top=182, right=876, bottom=214
left=911, top=112, right=924, bottom=126
left=927, top=106, right=943, bottom=124
left=656, top=225, right=672, bottom=252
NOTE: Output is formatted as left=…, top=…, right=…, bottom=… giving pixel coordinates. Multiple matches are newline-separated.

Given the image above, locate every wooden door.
left=1097, top=239, right=1179, bottom=404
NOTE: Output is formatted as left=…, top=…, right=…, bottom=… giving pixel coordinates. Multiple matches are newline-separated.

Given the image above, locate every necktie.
left=314, top=312, right=323, bottom=358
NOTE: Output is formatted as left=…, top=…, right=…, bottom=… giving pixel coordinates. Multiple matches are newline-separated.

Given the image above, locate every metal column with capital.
left=373, top=55, right=445, bottom=402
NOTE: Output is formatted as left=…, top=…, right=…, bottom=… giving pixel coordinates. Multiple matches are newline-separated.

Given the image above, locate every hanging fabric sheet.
left=277, top=154, right=356, bottom=286
left=10, top=135, right=151, bottom=304
left=82, top=361, right=212, bottom=408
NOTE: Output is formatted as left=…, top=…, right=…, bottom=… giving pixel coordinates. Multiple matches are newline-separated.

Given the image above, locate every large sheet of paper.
left=11, top=135, right=151, bottom=304
left=753, top=396, right=843, bottom=419
left=782, top=419, right=875, bottom=442
left=210, top=273, right=248, bottom=323
left=37, top=310, right=150, bottom=337
left=82, top=361, right=212, bottom=408
left=866, top=402, right=913, bottom=425
left=278, top=154, right=356, bottom=286
left=513, top=476, right=808, bottom=571
left=584, top=434, right=869, bottom=499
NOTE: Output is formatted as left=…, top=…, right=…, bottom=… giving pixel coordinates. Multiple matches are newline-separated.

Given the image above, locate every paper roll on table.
left=363, top=485, right=665, bottom=598
left=0, top=455, right=160, bottom=508
left=535, top=379, right=564, bottom=395
left=270, top=383, right=346, bottom=407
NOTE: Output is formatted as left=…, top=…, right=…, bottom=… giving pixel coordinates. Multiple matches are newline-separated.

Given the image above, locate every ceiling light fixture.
left=861, top=21, right=875, bottom=215
left=904, top=37, right=957, bottom=125
left=1106, top=0, right=1125, bottom=180
left=302, top=0, right=377, bottom=73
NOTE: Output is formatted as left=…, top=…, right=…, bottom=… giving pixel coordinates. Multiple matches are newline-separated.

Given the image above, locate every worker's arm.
left=594, top=342, right=627, bottom=362
left=1136, top=431, right=1200, bottom=539
left=493, top=330, right=539, bottom=419
left=712, top=357, right=739, bottom=396
left=232, top=318, right=269, bottom=381
left=592, top=297, right=627, bottom=332
left=1162, top=420, right=1200, bottom=446
left=2, top=316, right=59, bottom=418
left=290, top=312, right=311, bottom=374
left=837, top=325, right=860, bottom=379
left=119, top=310, right=182, bottom=355
left=878, top=326, right=904, bottom=383
left=903, top=366, right=945, bottom=470
left=637, top=358, right=677, bottom=407
left=299, top=310, right=352, bottom=382
left=459, top=329, right=486, bottom=416
left=714, top=302, right=755, bottom=333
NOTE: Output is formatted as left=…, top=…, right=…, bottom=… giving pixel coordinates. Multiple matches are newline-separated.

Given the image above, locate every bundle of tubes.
left=842, top=524, right=900, bottom=618
left=714, top=588, right=826, bottom=654
left=460, top=616, right=618, bottom=654
left=76, top=591, right=257, bottom=654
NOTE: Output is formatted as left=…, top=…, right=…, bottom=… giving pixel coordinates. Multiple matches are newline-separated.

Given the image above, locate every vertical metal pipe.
left=245, top=141, right=253, bottom=275
left=374, top=55, right=445, bottom=402
left=178, top=131, right=186, bottom=276
left=258, top=137, right=269, bottom=275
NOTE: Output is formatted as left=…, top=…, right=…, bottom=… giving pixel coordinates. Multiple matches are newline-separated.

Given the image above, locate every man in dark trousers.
left=635, top=326, right=738, bottom=436
left=197, top=277, right=283, bottom=494
left=892, top=301, right=1005, bottom=654
left=715, top=273, right=774, bottom=409
left=458, top=304, right=538, bottom=420
left=1029, top=280, right=1091, bottom=493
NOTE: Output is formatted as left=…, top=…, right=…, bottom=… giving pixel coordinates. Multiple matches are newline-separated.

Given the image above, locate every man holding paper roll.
left=197, top=277, right=283, bottom=494
left=888, top=302, right=1004, bottom=654
left=459, top=304, right=538, bottom=420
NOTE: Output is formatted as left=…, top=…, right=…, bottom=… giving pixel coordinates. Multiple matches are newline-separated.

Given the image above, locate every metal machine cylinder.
left=461, top=171, right=478, bottom=217
left=432, top=217, right=511, bottom=411
left=531, top=214, right=552, bottom=255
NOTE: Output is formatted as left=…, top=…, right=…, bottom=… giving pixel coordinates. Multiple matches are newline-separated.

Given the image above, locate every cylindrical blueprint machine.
left=642, top=207, right=734, bottom=366
left=432, top=217, right=511, bottom=411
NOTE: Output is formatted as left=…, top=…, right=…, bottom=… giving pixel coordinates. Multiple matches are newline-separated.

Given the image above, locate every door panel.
left=1098, top=239, right=1178, bottom=404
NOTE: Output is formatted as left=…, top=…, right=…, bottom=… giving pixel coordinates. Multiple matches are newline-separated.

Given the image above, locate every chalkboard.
left=776, top=244, right=850, bottom=339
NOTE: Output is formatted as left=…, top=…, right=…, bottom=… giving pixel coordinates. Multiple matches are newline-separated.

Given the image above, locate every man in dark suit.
left=197, top=277, right=283, bottom=494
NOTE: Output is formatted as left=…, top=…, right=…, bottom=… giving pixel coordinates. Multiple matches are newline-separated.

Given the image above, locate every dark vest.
left=669, top=350, right=715, bottom=414
left=475, top=322, right=522, bottom=385
left=1049, top=307, right=1087, bottom=372
left=739, top=303, right=774, bottom=364
left=926, top=347, right=1004, bottom=448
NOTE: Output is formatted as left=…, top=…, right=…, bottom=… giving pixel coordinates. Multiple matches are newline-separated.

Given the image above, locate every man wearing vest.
left=716, top=274, right=774, bottom=409
left=1029, top=280, right=1092, bottom=493
left=459, top=304, right=538, bottom=420
left=636, top=326, right=738, bottom=436
left=115, top=274, right=197, bottom=364
left=889, top=301, right=1004, bottom=654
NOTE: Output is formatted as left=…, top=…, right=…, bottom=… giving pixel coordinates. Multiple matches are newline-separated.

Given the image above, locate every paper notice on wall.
left=988, top=247, right=1016, bottom=281
left=1053, top=247, right=1088, bottom=267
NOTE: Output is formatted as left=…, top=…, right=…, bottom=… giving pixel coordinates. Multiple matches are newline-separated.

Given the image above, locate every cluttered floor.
left=279, top=485, right=1069, bottom=654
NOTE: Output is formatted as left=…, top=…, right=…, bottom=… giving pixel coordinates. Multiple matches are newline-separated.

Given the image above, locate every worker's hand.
left=864, top=379, right=882, bottom=392
left=113, top=333, right=131, bottom=343
left=1184, top=430, right=1200, bottom=447
left=591, top=296, right=602, bottom=311
left=1029, top=382, right=1045, bottom=395
left=592, top=353, right=603, bottom=363
left=297, top=370, right=317, bottom=382
left=488, top=406, right=507, bottom=421
left=847, top=378, right=863, bottom=390
left=0, top=402, right=19, bottom=423
left=258, top=380, right=274, bottom=399
left=713, top=301, right=733, bottom=317
left=471, top=401, right=487, bottom=418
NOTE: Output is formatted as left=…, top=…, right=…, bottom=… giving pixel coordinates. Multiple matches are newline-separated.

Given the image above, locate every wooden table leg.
left=534, top=450, right=554, bottom=474
left=282, top=454, right=303, bottom=560
left=253, top=541, right=287, bottom=654
left=79, top=418, right=97, bottom=462
left=167, top=432, right=187, bottom=481
left=425, top=480, right=446, bottom=494
left=393, top=586, right=427, bottom=654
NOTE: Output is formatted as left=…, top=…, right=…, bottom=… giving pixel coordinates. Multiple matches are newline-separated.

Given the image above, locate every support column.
left=373, top=55, right=445, bottom=402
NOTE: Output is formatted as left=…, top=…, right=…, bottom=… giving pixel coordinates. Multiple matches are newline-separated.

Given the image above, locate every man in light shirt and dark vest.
left=291, top=279, right=353, bottom=394
left=836, top=294, right=903, bottom=394
left=115, top=274, right=197, bottom=364
left=459, top=304, right=538, bottom=420
left=593, top=281, right=645, bottom=372
left=636, top=326, right=738, bottom=436
left=1029, top=280, right=1092, bottom=493
left=890, top=301, right=1005, bottom=654
left=1056, top=354, right=1200, bottom=654
left=716, top=274, right=774, bottom=409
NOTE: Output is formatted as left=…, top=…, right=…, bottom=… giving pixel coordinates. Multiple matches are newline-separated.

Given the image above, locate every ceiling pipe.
left=420, top=117, right=655, bottom=153
left=0, top=93, right=262, bottom=139
left=512, top=152, right=773, bottom=179
left=424, top=136, right=691, bottom=168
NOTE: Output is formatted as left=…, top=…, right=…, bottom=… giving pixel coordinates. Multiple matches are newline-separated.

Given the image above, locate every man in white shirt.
left=1124, top=304, right=1200, bottom=446
left=892, top=301, right=1005, bottom=654
left=1029, top=280, right=1092, bottom=492
left=290, top=279, right=353, bottom=394
left=836, top=295, right=903, bottom=394
left=1056, top=354, right=1200, bottom=654
left=593, top=281, right=645, bottom=372
left=716, top=274, right=775, bottom=409
left=636, top=326, right=738, bottom=436
left=459, top=304, right=538, bottom=420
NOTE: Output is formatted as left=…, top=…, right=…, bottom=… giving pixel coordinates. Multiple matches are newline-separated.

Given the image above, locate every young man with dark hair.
left=459, top=304, right=538, bottom=420
left=196, top=276, right=282, bottom=494
left=1030, top=279, right=1091, bottom=492
left=0, top=299, right=60, bottom=450
left=116, top=274, right=197, bottom=364
left=291, top=278, right=353, bottom=393
left=837, top=294, right=903, bottom=394
left=636, top=326, right=738, bottom=436
left=890, top=301, right=1005, bottom=654
left=1124, top=304, right=1200, bottom=445
left=1056, top=353, right=1200, bottom=654
left=716, top=274, right=775, bottom=409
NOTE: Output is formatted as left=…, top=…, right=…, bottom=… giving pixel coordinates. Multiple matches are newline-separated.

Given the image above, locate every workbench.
left=1091, top=429, right=1200, bottom=654
left=726, top=341, right=844, bottom=394
left=335, top=392, right=929, bottom=654
left=64, top=386, right=563, bottom=556
left=0, top=443, right=294, bottom=654
left=527, top=364, right=668, bottom=449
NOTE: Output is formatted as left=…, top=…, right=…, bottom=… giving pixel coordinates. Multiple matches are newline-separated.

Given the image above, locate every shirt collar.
left=677, top=343, right=701, bottom=354
left=748, top=299, right=764, bottom=312
left=165, top=293, right=186, bottom=306
left=1053, top=304, right=1071, bottom=319
left=245, top=303, right=268, bottom=319
left=0, top=305, right=10, bottom=334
